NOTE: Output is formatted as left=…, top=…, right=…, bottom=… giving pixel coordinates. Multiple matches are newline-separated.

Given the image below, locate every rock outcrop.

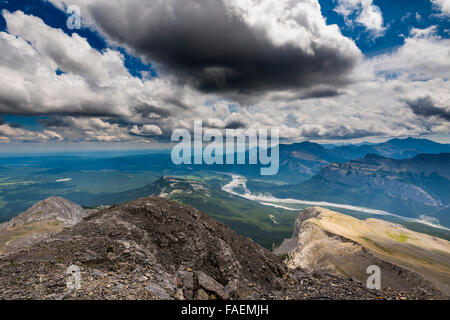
left=276, top=207, right=450, bottom=297
left=0, top=197, right=88, bottom=256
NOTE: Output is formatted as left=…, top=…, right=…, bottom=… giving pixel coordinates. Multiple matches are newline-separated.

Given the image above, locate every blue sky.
left=321, top=0, right=450, bottom=55
left=0, top=0, right=449, bottom=146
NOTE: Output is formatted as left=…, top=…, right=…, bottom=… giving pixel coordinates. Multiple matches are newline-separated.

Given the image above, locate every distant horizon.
left=1, top=135, right=449, bottom=155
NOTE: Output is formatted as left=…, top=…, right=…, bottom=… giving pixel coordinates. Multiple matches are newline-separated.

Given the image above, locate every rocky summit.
left=0, top=197, right=445, bottom=300
left=0, top=197, right=88, bottom=256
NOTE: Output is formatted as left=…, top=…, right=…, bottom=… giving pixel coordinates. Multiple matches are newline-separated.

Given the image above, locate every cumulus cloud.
left=49, top=0, right=362, bottom=95
left=39, top=116, right=139, bottom=142
left=203, top=118, right=247, bottom=129
left=0, top=123, right=62, bottom=142
left=0, top=11, right=136, bottom=117
left=41, top=117, right=113, bottom=131
left=0, top=136, right=10, bottom=143
left=130, top=124, right=163, bottom=136
left=367, top=26, right=450, bottom=81
left=299, top=124, right=383, bottom=140
left=335, top=0, right=385, bottom=37
left=431, top=0, right=450, bottom=16
left=406, top=96, right=450, bottom=121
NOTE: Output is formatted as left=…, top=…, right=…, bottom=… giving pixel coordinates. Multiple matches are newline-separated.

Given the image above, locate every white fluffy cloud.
left=130, top=124, right=163, bottom=136
left=0, top=136, right=10, bottom=143
left=0, top=11, right=136, bottom=117
left=335, top=0, right=385, bottom=37
left=367, top=26, right=450, bottom=82
left=432, top=0, right=450, bottom=15
left=0, top=123, right=62, bottom=142
left=40, top=116, right=142, bottom=142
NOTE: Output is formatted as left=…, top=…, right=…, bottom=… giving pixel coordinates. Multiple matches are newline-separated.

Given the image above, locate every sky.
left=0, top=0, right=449, bottom=150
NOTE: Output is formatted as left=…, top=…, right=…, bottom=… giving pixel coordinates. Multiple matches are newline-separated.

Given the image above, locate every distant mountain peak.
left=0, top=197, right=89, bottom=256
left=282, top=141, right=325, bottom=151
left=9, top=196, right=88, bottom=227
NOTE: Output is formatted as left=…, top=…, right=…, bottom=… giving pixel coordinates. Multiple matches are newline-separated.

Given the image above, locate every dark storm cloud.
left=0, top=96, right=119, bottom=118
left=86, top=0, right=359, bottom=95
left=406, top=96, right=450, bottom=121
left=224, top=120, right=246, bottom=129
left=0, top=93, right=29, bottom=115
left=203, top=119, right=247, bottom=129
left=298, top=88, right=343, bottom=100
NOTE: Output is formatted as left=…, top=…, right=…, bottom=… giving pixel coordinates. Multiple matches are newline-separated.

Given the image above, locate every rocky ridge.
left=276, top=207, right=450, bottom=297
left=0, top=197, right=446, bottom=300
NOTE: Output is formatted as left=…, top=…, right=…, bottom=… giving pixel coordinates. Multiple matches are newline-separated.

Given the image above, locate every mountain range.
left=0, top=196, right=447, bottom=300
left=278, top=138, right=450, bottom=180
left=251, top=153, right=450, bottom=227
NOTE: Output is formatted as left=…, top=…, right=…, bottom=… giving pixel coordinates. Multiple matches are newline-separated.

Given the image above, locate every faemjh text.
left=180, top=304, right=269, bottom=317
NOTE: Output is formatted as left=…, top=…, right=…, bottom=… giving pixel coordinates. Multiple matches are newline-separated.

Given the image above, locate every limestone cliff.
left=276, top=207, right=450, bottom=296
